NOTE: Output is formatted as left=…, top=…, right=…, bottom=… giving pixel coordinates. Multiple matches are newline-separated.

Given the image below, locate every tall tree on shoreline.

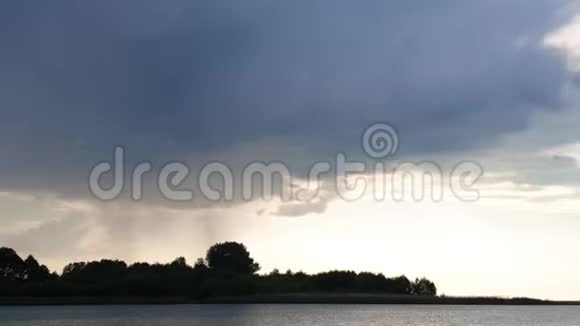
left=206, top=242, right=261, bottom=276
left=0, top=248, right=25, bottom=281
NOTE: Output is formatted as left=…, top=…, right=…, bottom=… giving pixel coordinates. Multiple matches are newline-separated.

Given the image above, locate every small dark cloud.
left=553, top=154, right=578, bottom=164
left=273, top=199, right=330, bottom=218
left=273, top=181, right=338, bottom=217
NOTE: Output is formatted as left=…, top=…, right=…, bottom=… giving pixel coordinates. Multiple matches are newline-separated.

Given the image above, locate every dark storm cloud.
left=0, top=0, right=578, bottom=194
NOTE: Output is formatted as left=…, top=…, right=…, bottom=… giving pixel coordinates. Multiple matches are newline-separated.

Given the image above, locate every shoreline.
left=1, top=294, right=579, bottom=306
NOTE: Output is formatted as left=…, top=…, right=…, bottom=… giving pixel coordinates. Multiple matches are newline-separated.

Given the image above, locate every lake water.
left=1, top=305, right=579, bottom=325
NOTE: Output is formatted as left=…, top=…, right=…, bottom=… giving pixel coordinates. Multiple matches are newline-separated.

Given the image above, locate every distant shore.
left=1, top=294, right=579, bottom=306
left=1, top=244, right=577, bottom=307
left=205, top=293, right=580, bottom=305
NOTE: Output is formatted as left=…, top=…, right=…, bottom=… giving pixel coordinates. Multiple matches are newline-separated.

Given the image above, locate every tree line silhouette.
left=0, top=242, right=436, bottom=299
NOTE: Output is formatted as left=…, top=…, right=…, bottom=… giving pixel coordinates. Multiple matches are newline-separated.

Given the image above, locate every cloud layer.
left=0, top=1, right=578, bottom=196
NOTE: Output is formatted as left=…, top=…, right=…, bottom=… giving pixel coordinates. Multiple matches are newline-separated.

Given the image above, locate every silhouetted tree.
left=23, top=255, right=51, bottom=282
left=206, top=242, right=260, bottom=275
left=192, top=259, right=210, bottom=282
left=314, top=271, right=357, bottom=291
left=411, top=277, right=437, bottom=296
left=0, top=247, right=25, bottom=281
left=386, top=275, right=412, bottom=294
left=355, top=272, right=388, bottom=292
left=62, top=260, right=127, bottom=283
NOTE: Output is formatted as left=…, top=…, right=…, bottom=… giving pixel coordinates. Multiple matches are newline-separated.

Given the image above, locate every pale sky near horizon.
left=2, top=1, right=580, bottom=300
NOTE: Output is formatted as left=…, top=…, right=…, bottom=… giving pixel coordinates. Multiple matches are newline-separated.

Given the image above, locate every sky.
left=1, top=1, right=580, bottom=300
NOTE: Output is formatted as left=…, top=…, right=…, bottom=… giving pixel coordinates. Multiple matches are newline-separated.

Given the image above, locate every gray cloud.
left=272, top=181, right=339, bottom=217
left=553, top=154, right=578, bottom=164
left=273, top=198, right=332, bottom=218
left=0, top=0, right=578, bottom=198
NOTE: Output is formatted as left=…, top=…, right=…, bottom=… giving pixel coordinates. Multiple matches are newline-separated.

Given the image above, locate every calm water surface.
left=1, top=305, right=579, bottom=326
